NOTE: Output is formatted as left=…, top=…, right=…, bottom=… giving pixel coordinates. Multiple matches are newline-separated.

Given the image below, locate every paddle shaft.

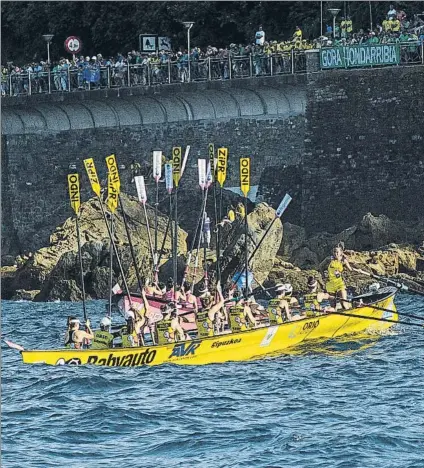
left=75, top=214, right=87, bottom=322
left=337, top=297, right=424, bottom=322
left=331, top=310, right=423, bottom=329
left=142, top=202, right=155, bottom=270
left=173, top=190, right=178, bottom=289
left=108, top=215, right=114, bottom=317
left=181, top=187, right=208, bottom=288
left=232, top=216, right=276, bottom=292
left=244, top=195, right=249, bottom=298
left=352, top=268, right=424, bottom=297
left=119, top=197, right=143, bottom=293
left=97, top=195, right=132, bottom=304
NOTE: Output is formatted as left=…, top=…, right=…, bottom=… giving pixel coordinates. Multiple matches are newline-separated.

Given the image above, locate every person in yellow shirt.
left=326, top=246, right=353, bottom=310
left=382, top=16, right=392, bottom=33
left=292, top=26, right=302, bottom=42
left=346, top=16, right=353, bottom=34
left=340, top=17, right=347, bottom=38
left=390, top=18, right=401, bottom=32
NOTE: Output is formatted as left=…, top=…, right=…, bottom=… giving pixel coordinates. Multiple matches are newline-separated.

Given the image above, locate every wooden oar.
left=330, top=310, right=424, bottom=329
left=352, top=267, right=424, bottom=297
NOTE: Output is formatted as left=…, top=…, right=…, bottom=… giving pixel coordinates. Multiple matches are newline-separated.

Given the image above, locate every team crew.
left=66, top=244, right=358, bottom=348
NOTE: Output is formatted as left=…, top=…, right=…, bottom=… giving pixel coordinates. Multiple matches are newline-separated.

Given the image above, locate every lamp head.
left=42, top=34, right=54, bottom=43
left=328, top=8, right=341, bottom=18
left=182, top=21, right=194, bottom=30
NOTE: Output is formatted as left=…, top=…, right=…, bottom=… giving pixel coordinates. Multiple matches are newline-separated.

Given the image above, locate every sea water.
left=2, top=296, right=424, bottom=468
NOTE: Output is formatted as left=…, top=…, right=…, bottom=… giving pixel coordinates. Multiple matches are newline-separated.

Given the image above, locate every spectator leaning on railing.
left=2, top=8, right=424, bottom=96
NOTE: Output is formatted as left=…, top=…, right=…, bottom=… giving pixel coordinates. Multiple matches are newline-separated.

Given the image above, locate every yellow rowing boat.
left=16, top=288, right=398, bottom=367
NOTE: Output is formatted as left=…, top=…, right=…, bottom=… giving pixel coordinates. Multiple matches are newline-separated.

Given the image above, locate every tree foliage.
left=1, top=1, right=421, bottom=63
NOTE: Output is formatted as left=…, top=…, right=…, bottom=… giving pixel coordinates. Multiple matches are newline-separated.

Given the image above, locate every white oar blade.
left=4, top=340, right=25, bottom=352
left=276, top=193, right=292, bottom=218
left=165, top=163, right=173, bottom=193
left=153, top=151, right=162, bottom=181
left=134, top=176, right=147, bottom=204
left=198, top=159, right=206, bottom=190
left=181, top=146, right=190, bottom=177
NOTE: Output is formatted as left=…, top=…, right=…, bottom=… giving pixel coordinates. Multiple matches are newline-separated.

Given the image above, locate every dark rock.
left=10, top=193, right=187, bottom=301
left=90, top=267, right=113, bottom=298
left=12, top=289, right=40, bottom=301
left=1, top=255, right=16, bottom=267
left=43, top=279, right=84, bottom=302
left=215, top=202, right=283, bottom=287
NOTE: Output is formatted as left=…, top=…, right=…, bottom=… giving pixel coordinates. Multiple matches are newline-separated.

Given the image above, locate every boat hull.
left=21, top=293, right=397, bottom=366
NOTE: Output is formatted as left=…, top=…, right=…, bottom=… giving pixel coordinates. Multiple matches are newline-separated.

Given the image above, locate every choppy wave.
left=2, top=296, right=424, bottom=468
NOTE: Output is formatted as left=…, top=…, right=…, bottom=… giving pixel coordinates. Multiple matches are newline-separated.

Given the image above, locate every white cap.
left=124, top=310, right=135, bottom=320
left=275, top=283, right=293, bottom=293
left=69, top=318, right=80, bottom=324
left=100, top=317, right=112, bottom=327
left=91, top=56, right=97, bottom=60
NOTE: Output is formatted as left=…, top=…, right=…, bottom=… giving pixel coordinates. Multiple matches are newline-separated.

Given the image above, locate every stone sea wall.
left=2, top=66, right=424, bottom=258
left=302, top=66, right=424, bottom=233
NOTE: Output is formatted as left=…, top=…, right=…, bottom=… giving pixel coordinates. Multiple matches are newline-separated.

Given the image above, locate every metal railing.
left=2, top=44, right=423, bottom=97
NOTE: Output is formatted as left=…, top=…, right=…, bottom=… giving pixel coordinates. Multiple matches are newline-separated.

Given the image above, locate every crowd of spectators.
left=2, top=5, right=424, bottom=96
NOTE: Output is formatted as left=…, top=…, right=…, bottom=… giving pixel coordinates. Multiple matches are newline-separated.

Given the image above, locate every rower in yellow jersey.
left=303, top=276, right=330, bottom=317
left=326, top=246, right=353, bottom=310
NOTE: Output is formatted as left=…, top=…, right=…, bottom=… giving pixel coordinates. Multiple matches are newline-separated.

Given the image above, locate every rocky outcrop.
left=7, top=193, right=187, bottom=301
left=281, top=213, right=424, bottom=269
left=215, top=202, right=283, bottom=287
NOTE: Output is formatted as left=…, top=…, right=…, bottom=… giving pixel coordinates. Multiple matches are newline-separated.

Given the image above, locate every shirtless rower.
left=65, top=317, right=94, bottom=349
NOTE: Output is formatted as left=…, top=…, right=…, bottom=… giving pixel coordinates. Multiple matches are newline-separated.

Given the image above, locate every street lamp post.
left=328, top=9, right=340, bottom=40
left=182, top=22, right=194, bottom=82
left=42, top=34, right=54, bottom=64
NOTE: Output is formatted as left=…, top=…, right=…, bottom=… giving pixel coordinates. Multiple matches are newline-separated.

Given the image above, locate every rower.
left=122, top=290, right=149, bottom=347
left=274, top=283, right=298, bottom=306
left=228, top=293, right=258, bottom=332
left=183, top=282, right=198, bottom=313
left=197, top=283, right=225, bottom=337
left=64, top=317, right=94, bottom=349
left=246, top=295, right=266, bottom=327
left=91, top=317, right=114, bottom=349
left=326, top=245, right=353, bottom=310
left=160, top=302, right=187, bottom=342
left=303, top=276, right=329, bottom=317
left=267, top=284, right=292, bottom=324
left=164, top=278, right=175, bottom=301
left=144, top=277, right=162, bottom=296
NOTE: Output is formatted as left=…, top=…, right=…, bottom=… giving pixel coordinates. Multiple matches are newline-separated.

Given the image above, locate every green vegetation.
left=1, top=1, right=417, bottom=62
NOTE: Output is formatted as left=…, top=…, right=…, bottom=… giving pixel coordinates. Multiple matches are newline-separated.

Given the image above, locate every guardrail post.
left=270, top=55, right=273, bottom=76
left=422, top=43, right=424, bottom=65
left=147, top=63, right=151, bottom=86
left=168, top=59, right=171, bottom=84
left=208, top=57, right=211, bottom=81
left=48, top=68, right=51, bottom=94
left=107, top=66, right=111, bottom=88
left=9, top=74, right=12, bottom=96
left=291, top=49, right=295, bottom=74
left=127, top=63, right=131, bottom=87
left=228, top=55, right=232, bottom=80
left=68, top=67, right=71, bottom=92
left=249, top=54, right=253, bottom=77
left=28, top=71, right=32, bottom=95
